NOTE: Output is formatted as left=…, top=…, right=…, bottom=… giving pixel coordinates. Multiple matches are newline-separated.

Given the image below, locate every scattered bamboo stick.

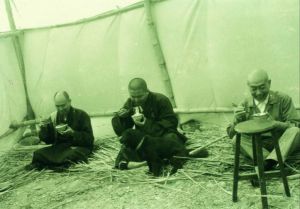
left=0, top=122, right=299, bottom=209
left=164, top=171, right=170, bottom=185
left=180, top=170, right=198, bottom=184
left=288, top=174, right=300, bottom=180
left=154, top=183, right=191, bottom=194
left=285, top=163, right=300, bottom=173
left=212, top=178, right=231, bottom=195
left=189, top=135, right=228, bottom=156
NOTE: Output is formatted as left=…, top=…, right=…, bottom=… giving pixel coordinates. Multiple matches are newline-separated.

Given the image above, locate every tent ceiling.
left=0, top=0, right=140, bottom=32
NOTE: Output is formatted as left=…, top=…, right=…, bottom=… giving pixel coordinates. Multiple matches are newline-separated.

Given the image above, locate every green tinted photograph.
left=0, top=0, right=299, bottom=209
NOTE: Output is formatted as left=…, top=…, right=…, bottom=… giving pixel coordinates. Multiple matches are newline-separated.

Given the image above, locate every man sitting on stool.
left=27, top=91, right=94, bottom=170
left=227, top=69, right=300, bottom=173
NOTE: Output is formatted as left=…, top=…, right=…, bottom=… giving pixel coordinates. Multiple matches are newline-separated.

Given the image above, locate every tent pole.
left=88, top=108, right=235, bottom=117
left=8, top=106, right=300, bottom=121
left=144, top=0, right=176, bottom=107
left=5, top=0, right=35, bottom=120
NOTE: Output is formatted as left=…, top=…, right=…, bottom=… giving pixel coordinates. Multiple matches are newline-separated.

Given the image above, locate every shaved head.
left=54, top=91, right=71, bottom=114
left=128, top=78, right=148, bottom=91
left=54, top=91, right=70, bottom=105
left=247, top=69, right=271, bottom=102
left=128, top=78, right=149, bottom=106
left=247, top=69, right=269, bottom=86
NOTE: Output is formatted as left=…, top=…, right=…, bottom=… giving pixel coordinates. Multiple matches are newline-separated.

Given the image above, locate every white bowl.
left=55, top=124, right=68, bottom=132
left=252, top=112, right=268, bottom=120
left=131, top=114, right=143, bottom=122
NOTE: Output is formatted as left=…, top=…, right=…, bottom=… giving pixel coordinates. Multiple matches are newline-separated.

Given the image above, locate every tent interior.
left=0, top=0, right=299, bottom=208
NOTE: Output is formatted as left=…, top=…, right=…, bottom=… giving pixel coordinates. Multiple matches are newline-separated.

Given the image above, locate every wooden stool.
left=233, top=119, right=291, bottom=209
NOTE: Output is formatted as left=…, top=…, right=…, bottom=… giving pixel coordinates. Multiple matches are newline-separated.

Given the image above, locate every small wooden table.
left=233, top=119, right=290, bottom=209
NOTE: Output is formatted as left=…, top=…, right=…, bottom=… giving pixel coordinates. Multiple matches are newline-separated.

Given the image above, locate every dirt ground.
left=0, top=122, right=299, bottom=209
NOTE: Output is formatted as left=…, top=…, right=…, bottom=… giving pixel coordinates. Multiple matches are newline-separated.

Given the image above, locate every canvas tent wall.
left=0, top=0, right=299, bottom=139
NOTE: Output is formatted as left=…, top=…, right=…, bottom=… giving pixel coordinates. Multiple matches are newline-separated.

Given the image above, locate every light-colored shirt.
left=254, top=94, right=269, bottom=113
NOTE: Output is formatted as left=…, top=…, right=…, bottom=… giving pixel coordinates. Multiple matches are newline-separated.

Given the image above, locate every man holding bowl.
left=27, top=91, right=94, bottom=170
left=112, top=78, right=208, bottom=170
left=227, top=69, right=300, bottom=172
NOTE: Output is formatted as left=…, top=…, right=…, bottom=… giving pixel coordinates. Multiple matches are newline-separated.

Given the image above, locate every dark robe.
left=32, top=106, right=94, bottom=168
left=112, top=91, right=186, bottom=167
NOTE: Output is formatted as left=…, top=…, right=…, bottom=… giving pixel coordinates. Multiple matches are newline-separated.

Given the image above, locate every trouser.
left=115, top=131, right=185, bottom=167
left=32, top=143, right=91, bottom=167
left=238, top=127, right=300, bottom=162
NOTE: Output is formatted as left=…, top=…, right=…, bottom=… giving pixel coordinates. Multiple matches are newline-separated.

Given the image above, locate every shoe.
left=118, top=161, right=128, bottom=170
left=264, top=159, right=277, bottom=171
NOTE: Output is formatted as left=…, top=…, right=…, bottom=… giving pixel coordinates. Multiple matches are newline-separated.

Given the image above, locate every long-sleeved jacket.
left=39, top=106, right=94, bottom=150
left=227, top=91, right=300, bottom=138
left=113, top=91, right=179, bottom=137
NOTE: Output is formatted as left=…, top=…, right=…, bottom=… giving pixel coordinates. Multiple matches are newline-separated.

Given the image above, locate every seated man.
left=112, top=78, right=204, bottom=170
left=227, top=69, right=300, bottom=171
left=27, top=91, right=94, bottom=170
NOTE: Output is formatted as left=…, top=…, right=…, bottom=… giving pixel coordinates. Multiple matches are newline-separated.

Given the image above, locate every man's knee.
left=282, top=127, right=300, bottom=141
left=112, top=116, right=124, bottom=136
left=288, top=126, right=300, bottom=134
left=112, top=116, right=134, bottom=136
left=287, top=127, right=300, bottom=146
